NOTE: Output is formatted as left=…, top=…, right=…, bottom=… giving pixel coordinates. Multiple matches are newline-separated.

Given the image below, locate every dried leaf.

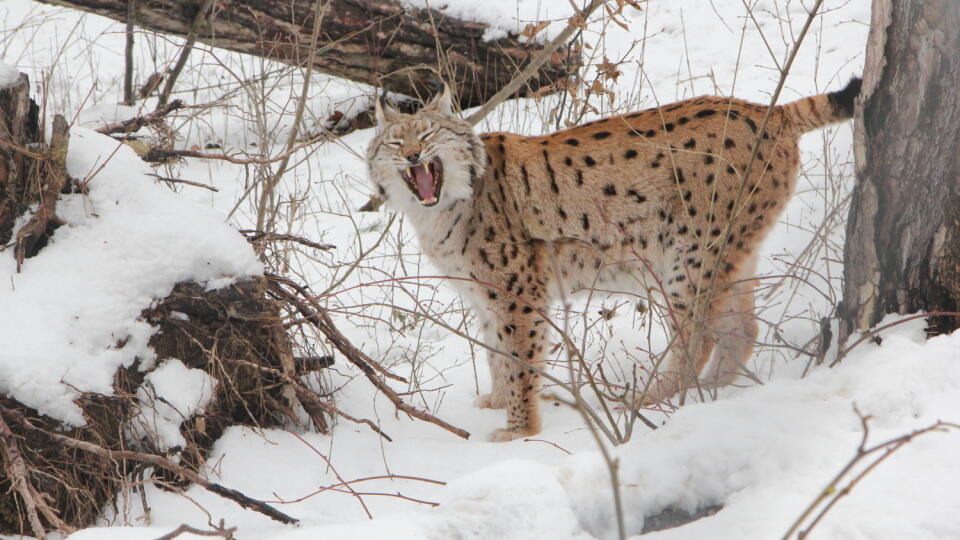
left=588, top=79, right=609, bottom=96
left=604, top=3, right=631, bottom=31
left=568, top=15, right=587, bottom=30
left=519, top=20, right=551, bottom=42
left=597, top=56, right=622, bottom=82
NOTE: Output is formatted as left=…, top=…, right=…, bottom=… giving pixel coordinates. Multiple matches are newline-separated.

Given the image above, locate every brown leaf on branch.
left=597, top=56, right=623, bottom=82
left=520, top=20, right=552, bottom=42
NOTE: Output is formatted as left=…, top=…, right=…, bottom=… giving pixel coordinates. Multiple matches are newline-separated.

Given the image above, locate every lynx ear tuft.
left=374, top=92, right=399, bottom=124
left=425, top=83, right=454, bottom=116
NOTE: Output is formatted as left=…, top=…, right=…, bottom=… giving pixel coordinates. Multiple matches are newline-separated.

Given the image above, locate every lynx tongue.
left=411, top=164, right=437, bottom=202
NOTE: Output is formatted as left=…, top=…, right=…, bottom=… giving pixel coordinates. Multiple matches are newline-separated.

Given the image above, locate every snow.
left=3, top=0, right=959, bottom=538
left=70, top=328, right=960, bottom=539
left=127, top=358, right=218, bottom=451
left=0, top=129, right=260, bottom=425
left=0, top=60, right=20, bottom=87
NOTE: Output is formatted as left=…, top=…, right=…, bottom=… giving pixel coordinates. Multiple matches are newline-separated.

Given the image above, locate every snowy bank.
left=0, top=129, right=260, bottom=425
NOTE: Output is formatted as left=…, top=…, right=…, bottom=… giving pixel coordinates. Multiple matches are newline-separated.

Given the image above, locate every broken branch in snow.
left=240, top=229, right=335, bottom=252
left=266, top=273, right=472, bottom=440
left=830, top=311, right=960, bottom=367
left=146, top=173, right=219, bottom=192
left=94, top=99, right=186, bottom=135
left=0, top=404, right=300, bottom=526
left=14, top=114, right=70, bottom=272
left=141, top=132, right=326, bottom=165
left=154, top=522, right=237, bottom=540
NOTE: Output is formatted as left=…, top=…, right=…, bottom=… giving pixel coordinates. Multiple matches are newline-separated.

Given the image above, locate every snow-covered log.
left=29, top=0, right=574, bottom=110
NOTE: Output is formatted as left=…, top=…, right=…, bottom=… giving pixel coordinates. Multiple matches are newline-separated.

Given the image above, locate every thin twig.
left=286, top=430, right=374, bottom=519
left=254, top=0, right=329, bottom=233
left=522, top=438, right=573, bottom=455
left=266, top=274, right=471, bottom=440
left=123, top=0, right=136, bottom=105
left=783, top=407, right=959, bottom=539
left=158, top=0, right=216, bottom=106
left=226, top=356, right=392, bottom=441
left=268, top=473, right=445, bottom=505
left=466, top=0, right=615, bottom=126
left=147, top=173, right=219, bottom=192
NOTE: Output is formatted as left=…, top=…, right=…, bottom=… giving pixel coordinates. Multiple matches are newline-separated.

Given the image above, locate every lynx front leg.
left=475, top=317, right=509, bottom=409
left=486, top=302, right=549, bottom=442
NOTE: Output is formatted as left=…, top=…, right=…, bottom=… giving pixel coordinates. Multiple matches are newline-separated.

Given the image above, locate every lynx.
left=366, top=79, right=861, bottom=441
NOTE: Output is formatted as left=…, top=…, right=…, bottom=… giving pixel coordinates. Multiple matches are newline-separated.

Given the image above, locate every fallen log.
left=32, top=0, right=576, bottom=109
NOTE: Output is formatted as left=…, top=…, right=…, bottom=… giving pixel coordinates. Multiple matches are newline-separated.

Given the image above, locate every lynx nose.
left=405, top=150, right=421, bottom=163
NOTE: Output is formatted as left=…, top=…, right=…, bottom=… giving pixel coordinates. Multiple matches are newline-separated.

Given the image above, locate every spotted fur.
left=366, top=79, right=860, bottom=441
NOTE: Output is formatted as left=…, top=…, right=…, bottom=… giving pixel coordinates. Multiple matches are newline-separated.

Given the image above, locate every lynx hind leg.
left=642, top=259, right=723, bottom=405
left=706, top=258, right=759, bottom=388
left=647, top=257, right=759, bottom=404
left=645, top=304, right=716, bottom=405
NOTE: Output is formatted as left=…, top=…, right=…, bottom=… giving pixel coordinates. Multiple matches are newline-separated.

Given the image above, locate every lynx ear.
left=374, top=92, right=399, bottom=125
left=425, top=83, right=454, bottom=116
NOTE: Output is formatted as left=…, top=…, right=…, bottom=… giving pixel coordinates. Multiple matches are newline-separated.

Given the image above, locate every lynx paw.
left=489, top=428, right=536, bottom=442
left=475, top=393, right=507, bottom=409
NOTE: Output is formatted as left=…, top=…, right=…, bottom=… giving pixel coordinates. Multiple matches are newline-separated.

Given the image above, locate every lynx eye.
left=419, top=129, right=438, bottom=141
left=385, top=141, right=402, bottom=148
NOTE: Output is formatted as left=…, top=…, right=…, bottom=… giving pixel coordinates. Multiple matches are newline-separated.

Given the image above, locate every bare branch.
left=95, top=99, right=185, bottom=135
left=0, top=405, right=300, bottom=525
left=466, top=0, right=614, bottom=126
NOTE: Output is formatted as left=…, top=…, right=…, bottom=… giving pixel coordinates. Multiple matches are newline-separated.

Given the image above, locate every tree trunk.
left=838, top=0, right=960, bottom=343
left=32, top=0, right=575, bottom=109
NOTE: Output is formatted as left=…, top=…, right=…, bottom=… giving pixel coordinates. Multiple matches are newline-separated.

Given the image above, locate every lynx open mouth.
left=400, top=158, right=444, bottom=206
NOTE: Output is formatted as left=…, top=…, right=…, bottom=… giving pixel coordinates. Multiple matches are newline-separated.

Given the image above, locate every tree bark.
left=0, top=73, right=41, bottom=247
left=839, top=0, right=960, bottom=343
left=32, top=0, right=575, bottom=109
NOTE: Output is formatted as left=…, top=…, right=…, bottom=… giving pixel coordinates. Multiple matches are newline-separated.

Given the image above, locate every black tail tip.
left=828, top=77, right=862, bottom=118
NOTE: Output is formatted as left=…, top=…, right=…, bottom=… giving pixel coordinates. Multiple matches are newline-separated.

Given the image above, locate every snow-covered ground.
left=4, top=0, right=960, bottom=538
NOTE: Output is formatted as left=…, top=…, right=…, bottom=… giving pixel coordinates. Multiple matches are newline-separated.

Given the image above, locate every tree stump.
left=0, top=72, right=41, bottom=246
